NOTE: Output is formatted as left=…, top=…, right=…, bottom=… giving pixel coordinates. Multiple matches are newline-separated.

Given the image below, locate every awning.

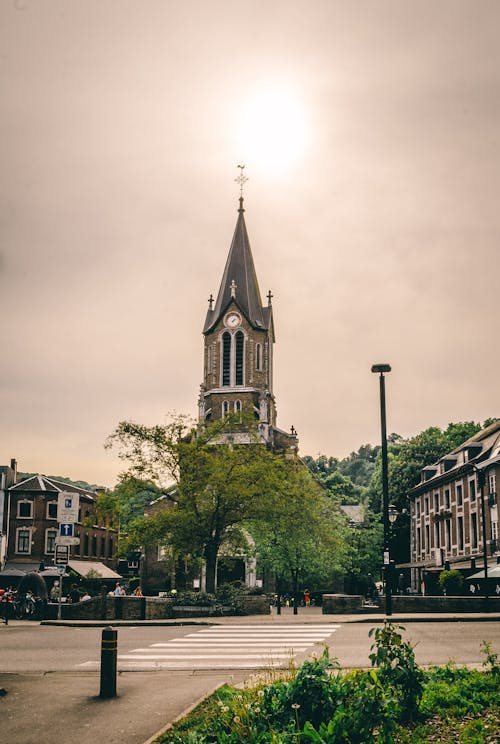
left=467, top=564, right=500, bottom=580
left=67, top=560, right=122, bottom=580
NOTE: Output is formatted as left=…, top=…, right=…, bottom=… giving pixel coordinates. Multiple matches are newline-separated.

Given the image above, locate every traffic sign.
left=59, top=523, right=75, bottom=538
left=55, top=536, right=80, bottom=546
left=55, top=544, right=69, bottom=565
left=58, top=491, right=80, bottom=523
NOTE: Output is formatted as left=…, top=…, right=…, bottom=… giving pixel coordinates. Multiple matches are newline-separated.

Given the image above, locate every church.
left=198, top=191, right=298, bottom=455
left=142, top=189, right=298, bottom=593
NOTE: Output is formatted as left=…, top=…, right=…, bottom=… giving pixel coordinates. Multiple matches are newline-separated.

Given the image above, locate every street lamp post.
left=371, top=363, right=392, bottom=616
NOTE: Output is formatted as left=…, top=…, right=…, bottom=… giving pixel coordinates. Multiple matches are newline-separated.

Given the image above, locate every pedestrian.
left=69, top=584, right=81, bottom=603
left=50, top=581, right=60, bottom=603
left=303, top=589, right=311, bottom=607
left=113, top=582, right=125, bottom=596
left=132, top=586, right=143, bottom=597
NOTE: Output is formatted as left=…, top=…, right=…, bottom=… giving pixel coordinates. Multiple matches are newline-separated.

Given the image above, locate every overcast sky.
left=1, top=0, right=499, bottom=487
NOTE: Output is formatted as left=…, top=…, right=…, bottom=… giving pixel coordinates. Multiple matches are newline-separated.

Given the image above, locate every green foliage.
left=107, top=412, right=291, bottom=593
left=158, top=630, right=500, bottom=744
left=250, top=464, right=349, bottom=594
left=368, top=622, right=424, bottom=722
left=438, top=569, right=464, bottom=595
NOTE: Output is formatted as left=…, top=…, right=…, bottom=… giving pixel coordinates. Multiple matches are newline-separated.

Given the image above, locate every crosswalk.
left=78, top=624, right=340, bottom=671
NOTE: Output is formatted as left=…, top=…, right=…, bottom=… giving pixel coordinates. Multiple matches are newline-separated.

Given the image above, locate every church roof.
left=203, top=199, right=270, bottom=333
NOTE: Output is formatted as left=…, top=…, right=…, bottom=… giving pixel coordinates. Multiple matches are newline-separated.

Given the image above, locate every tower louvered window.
left=222, top=331, right=231, bottom=386
left=235, top=331, right=244, bottom=385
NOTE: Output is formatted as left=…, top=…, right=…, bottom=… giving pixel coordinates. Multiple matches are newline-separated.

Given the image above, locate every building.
left=199, top=193, right=297, bottom=454
left=0, top=465, right=118, bottom=580
left=408, top=421, right=500, bottom=593
left=143, top=194, right=298, bottom=593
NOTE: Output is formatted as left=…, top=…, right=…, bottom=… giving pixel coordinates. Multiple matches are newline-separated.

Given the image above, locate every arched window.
left=235, top=331, right=244, bottom=385
left=222, top=400, right=230, bottom=416
left=255, top=343, right=262, bottom=371
left=222, top=332, right=231, bottom=386
left=234, top=400, right=242, bottom=413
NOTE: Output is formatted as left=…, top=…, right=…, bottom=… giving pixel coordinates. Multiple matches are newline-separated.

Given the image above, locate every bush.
left=438, top=569, right=464, bottom=595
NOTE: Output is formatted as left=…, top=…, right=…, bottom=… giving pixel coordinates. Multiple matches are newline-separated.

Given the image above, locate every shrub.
left=438, top=569, right=464, bottom=595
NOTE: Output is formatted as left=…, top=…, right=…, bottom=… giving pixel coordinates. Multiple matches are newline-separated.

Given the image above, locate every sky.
left=1, top=0, right=499, bottom=488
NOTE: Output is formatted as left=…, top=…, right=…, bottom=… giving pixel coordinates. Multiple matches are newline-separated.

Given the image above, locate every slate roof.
left=9, top=474, right=96, bottom=501
left=203, top=199, right=271, bottom=333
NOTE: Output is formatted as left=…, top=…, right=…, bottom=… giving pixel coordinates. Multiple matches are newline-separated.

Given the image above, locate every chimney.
left=10, top=459, right=17, bottom=484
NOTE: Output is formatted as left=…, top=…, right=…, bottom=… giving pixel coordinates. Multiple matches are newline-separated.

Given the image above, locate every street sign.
left=55, top=536, right=80, bottom=546
left=59, top=522, right=75, bottom=538
left=58, top=491, right=80, bottom=523
left=55, top=544, right=69, bottom=565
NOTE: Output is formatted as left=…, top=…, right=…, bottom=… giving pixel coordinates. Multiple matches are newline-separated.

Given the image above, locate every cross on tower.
left=208, top=294, right=214, bottom=310
left=267, top=290, right=274, bottom=306
left=235, top=164, right=249, bottom=199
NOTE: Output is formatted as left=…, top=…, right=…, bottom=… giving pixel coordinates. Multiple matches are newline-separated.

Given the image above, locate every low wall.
left=322, top=593, right=500, bottom=614
left=45, top=593, right=269, bottom=620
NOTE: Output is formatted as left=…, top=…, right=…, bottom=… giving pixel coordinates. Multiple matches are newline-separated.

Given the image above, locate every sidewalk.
left=41, top=604, right=500, bottom=627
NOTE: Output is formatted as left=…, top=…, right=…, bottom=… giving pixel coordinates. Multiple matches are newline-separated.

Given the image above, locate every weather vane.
left=235, top=164, right=249, bottom=198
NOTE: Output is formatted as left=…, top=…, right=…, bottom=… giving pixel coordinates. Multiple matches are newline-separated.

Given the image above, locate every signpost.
left=55, top=491, right=80, bottom=619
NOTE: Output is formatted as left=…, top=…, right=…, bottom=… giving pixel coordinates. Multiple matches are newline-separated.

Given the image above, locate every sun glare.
left=235, top=85, right=309, bottom=173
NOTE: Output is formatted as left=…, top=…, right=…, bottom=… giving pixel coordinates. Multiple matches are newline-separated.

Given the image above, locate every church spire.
left=203, top=170, right=270, bottom=334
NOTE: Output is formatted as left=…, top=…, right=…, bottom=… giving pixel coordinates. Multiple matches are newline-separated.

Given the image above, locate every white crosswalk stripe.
left=77, top=624, right=340, bottom=670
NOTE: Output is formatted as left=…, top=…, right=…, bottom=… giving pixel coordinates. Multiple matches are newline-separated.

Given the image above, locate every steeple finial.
left=235, top=164, right=248, bottom=211
left=267, top=290, right=273, bottom=306
left=230, top=279, right=237, bottom=298
left=208, top=293, right=214, bottom=311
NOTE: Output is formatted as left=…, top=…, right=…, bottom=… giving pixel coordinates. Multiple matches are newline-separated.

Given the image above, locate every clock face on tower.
left=224, top=312, right=242, bottom=328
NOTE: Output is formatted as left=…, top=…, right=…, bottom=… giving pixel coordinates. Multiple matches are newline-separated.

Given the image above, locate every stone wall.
left=322, top=593, right=500, bottom=614
left=45, top=593, right=270, bottom=620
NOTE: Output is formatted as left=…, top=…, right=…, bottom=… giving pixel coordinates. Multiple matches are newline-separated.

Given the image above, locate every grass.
left=154, top=626, right=500, bottom=744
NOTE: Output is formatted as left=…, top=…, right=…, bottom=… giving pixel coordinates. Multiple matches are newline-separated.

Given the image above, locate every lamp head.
left=388, top=504, right=398, bottom=524
left=371, top=364, right=391, bottom=374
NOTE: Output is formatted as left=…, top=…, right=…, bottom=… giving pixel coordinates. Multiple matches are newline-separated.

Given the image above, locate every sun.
left=234, top=84, right=309, bottom=174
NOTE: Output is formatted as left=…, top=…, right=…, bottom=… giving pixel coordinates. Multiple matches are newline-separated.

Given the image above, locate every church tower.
left=198, top=190, right=298, bottom=454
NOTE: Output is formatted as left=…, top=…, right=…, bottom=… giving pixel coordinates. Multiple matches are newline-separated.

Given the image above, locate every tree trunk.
left=204, top=545, right=218, bottom=594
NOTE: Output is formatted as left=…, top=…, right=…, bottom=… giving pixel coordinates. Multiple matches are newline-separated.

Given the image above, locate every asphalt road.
left=1, top=619, right=499, bottom=744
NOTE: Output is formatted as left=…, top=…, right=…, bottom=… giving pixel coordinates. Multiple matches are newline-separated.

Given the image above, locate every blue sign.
left=64, top=497, right=73, bottom=509
left=59, top=523, right=74, bottom=538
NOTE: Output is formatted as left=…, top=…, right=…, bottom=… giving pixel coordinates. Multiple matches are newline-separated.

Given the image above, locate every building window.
left=425, top=524, right=430, bottom=552
left=434, top=522, right=440, bottom=548
left=416, top=500, right=421, bottom=518
left=108, top=539, right=113, bottom=558
left=471, top=512, right=478, bottom=549
left=444, top=489, right=450, bottom=509
left=469, top=478, right=476, bottom=502
left=45, top=529, right=57, bottom=554
left=222, top=331, right=231, bottom=386
left=489, top=473, right=496, bottom=496
left=425, top=497, right=429, bottom=516
left=207, top=345, right=213, bottom=374
left=16, top=528, right=32, bottom=554
left=47, top=501, right=58, bottom=520
left=234, top=399, right=242, bottom=414
left=235, top=330, right=244, bottom=385
left=456, top=482, right=463, bottom=506
left=417, top=527, right=421, bottom=555
left=445, top=519, right=451, bottom=551
left=92, top=536, right=97, bottom=556
left=222, top=400, right=229, bottom=416
left=255, top=343, right=262, bottom=371
left=83, top=534, right=89, bottom=556
left=458, top=516, right=464, bottom=551
left=434, top=493, right=439, bottom=511
left=17, top=500, right=33, bottom=519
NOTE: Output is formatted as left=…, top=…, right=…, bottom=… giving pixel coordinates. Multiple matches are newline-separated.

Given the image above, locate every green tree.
left=250, top=464, right=349, bottom=595
left=106, top=413, right=291, bottom=593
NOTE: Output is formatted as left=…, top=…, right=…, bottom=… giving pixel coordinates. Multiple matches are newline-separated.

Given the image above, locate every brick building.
left=0, top=463, right=118, bottom=577
left=408, top=421, right=500, bottom=593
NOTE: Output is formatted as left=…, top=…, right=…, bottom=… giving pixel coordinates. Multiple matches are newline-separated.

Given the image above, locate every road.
left=1, top=619, right=499, bottom=744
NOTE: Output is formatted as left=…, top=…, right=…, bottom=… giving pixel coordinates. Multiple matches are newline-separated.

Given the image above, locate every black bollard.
left=100, top=627, right=117, bottom=698
left=293, top=595, right=298, bottom=615
left=276, top=594, right=281, bottom=615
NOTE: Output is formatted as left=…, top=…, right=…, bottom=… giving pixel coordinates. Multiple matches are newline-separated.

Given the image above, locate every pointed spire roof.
left=204, top=198, right=270, bottom=333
